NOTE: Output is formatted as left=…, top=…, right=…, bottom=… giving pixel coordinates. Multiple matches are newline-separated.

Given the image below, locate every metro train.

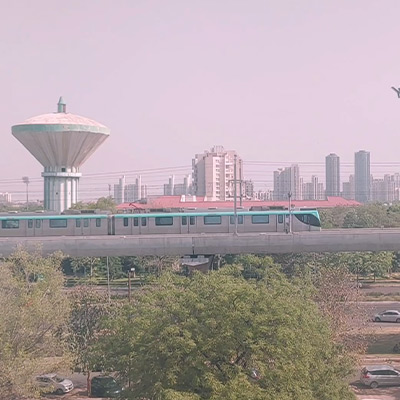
left=0, top=209, right=321, bottom=237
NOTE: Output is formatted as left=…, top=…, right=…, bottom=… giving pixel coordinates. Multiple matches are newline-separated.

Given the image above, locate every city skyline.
left=4, top=147, right=400, bottom=203
left=2, top=1, right=400, bottom=201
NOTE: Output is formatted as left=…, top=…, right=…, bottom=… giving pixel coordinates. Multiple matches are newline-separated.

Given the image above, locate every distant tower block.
left=12, top=97, right=110, bottom=212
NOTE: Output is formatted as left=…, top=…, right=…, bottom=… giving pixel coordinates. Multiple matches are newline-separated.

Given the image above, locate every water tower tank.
left=12, top=97, right=110, bottom=212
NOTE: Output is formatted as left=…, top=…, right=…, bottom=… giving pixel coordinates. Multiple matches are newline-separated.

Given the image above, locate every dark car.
left=91, top=375, right=123, bottom=398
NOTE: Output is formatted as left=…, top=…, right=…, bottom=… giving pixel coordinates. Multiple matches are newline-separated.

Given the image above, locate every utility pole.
left=106, top=256, right=111, bottom=303
left=22, top=176, right=29, bottom=210
left=288, top=191, right=292, bottom=233
left=234, top=154, right=238, bottom=235
left=128, top=268, right=135, bottom=303
left=239, top=159, right=243, bottom=206
left=108, top=184, right=111, bottom=198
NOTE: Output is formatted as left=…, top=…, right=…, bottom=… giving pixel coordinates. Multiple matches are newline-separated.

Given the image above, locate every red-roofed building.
left=116, top=195, right=360, bottom=212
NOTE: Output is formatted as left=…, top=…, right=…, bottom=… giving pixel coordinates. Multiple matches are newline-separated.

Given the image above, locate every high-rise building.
left=164, top=175, right=192, bottom=196
left=0, top=193, right=11, bottom=204
left=325, top=153, right=340, bottom=197
left=244, top=180, right=254, bottom=199
left=273, top=164, right=301, bottom=200
left=354, top=150, right=371, bottom=203
left=114, top=175, right=126, bottom=205
left=371, top=175, right=395, bottom=203
left=192, top=146, right=243, bottom=201
left=125, top=176, right=147, bottom=202
left=302, top=175, right=324, bottom=200
left=342, top=175, right=355, bottom=200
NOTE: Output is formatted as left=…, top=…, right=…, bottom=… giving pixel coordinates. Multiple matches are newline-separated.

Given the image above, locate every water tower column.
left=42, top=167, right=82, bottom=212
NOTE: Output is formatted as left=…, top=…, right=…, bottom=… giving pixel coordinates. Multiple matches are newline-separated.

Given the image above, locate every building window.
left=76, top=219, right=81, bottom=228
left=182, top=216, right=187, bottom=226
left=84, top=219, right=89, bottom=228
left=155, top=217, right=173, bottom=226
left=1, top=220, right=19, bottom=229
left=252, top=215, right=269, bottom=224
left=28, top=220, right=33, bottom=228
left=204, top=215, right=221, bottom=225
left=96, top=218, right=101, bottom=227
left=123, top=218, right=129, bottom=227
left=49, top=219, right=68, bottom=228
left=134, top=218, right=139, bottom=227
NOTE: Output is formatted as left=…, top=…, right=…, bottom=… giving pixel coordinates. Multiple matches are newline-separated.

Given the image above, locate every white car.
left=373, top=310, right=400, bottom=323
left=36, top=373, right=74, bottom=395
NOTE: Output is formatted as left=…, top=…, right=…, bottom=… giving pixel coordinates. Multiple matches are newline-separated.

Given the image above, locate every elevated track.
left=0, top=229, right=400, bottom=257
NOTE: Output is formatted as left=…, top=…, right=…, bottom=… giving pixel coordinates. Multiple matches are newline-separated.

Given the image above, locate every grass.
left=65, top=276, right=144, bottom=287
left=363, top=292, right=400, bottom=301
left=366, top=333, right=400, bottom=355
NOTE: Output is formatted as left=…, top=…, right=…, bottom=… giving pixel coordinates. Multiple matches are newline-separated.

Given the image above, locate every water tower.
left=12, top=97, right=110, bottom=212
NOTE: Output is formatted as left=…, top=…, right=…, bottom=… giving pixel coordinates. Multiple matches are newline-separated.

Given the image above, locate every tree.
left=70, top=196, right=116, bottom=213
left=100, top=270, right=356, bottom=400
left=313, top=266, right=367, bottom=355
left=228, top=254, right=279, bottom=280
left=0, top=247, right=69, bottom=399
left=69, top=257, right=102, bottom=278
left=319, top=207, right=354, bottom=229
left=66, top=286, right=112, bottom=395
left=344, top=252, right=394, bottom=279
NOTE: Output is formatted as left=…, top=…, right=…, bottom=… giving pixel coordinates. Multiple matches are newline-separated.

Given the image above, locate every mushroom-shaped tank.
left=12, top=98, right=110, bottom=212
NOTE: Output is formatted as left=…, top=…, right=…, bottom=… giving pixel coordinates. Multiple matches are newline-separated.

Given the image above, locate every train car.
left=0, top=209, right=321, bottom=237
left=0, top=214, right=109, bottom=237
left=111, top=210, right=321, bottom=235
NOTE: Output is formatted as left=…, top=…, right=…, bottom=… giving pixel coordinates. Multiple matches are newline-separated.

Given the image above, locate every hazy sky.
left=2, top=0, right=400, bottom=200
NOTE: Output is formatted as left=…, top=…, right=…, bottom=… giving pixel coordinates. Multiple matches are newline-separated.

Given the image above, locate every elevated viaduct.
left=0, top=229, right=400, bottom=258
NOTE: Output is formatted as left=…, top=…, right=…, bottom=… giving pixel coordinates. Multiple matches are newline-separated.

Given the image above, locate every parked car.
left=373, top=310, right=400, bottom=323
left=91, top=375, right=123, bottom=398
left=360, top=365, right=400, bottom=388
left=36, top=373, right=74, bottom=394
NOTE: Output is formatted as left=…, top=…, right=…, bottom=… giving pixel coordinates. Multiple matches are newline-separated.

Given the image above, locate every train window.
left=1, top=220, right=19, bottom=229
left=123, top=218, right=129, bottom=227
left=190, top=216, right=196, bottom=225
left=84, top=219, right=89, bottom=228
left=49, top=219, right=68, bottom=228
left=96, top=218, right=101, bottom=227
left=28, top=220, right=33, bottom=228
left=252, top=215, right=269, bottom=224
left=278, top=215, right=284, bottom=224
left=295, top=213, right=321, bottom=227
left=182, top=216, right=187, bottom=225
left=155, top=217, right=173, bottom=226
left=35, top=220, right=41, bottom=229
left=141, top=218, right=147, bottom=226
left=76, top=219, right=81, bottom=228
left=204, top=215, right=221, bottom=225
left=134, top=218, right=139, bottom=227
left=229, top=215, right=243, bottom=224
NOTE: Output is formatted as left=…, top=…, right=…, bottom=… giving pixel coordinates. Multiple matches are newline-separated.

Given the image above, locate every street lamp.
left=22, top=176, right=29, bottom=210
left=233, top=154, right=238, bottom=235
left=128, top=267, right=135, bottom=302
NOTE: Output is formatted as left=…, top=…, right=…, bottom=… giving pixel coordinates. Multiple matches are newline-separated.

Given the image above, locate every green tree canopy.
left=100, top=270, right=355, bottom=400
left=66, top=286, right=113, bottom=395
left=70, top=196, right=116, bottom=212
left=0, top=247, right=69, bottom=399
